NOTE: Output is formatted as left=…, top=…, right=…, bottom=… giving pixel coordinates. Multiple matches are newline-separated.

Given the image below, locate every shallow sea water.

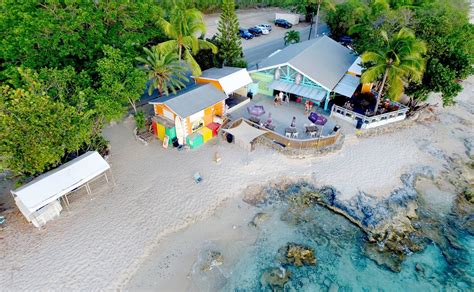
left=191, top=185, right=473, bottom=291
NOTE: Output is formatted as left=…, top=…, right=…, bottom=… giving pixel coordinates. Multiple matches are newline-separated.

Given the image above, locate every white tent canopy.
left=223, top=121, right=268, bottom=151
left=219, top=68, right=253, bottom=95
left=11, top=151, right=111, bottom=226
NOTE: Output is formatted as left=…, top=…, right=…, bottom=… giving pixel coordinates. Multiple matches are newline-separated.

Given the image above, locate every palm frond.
left=183, top=49, right=201, bottom=77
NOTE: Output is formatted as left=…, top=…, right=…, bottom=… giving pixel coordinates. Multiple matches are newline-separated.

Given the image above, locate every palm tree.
left=284, top=30, right=301, bottom=46
left=136, top=47, right=189, bottom=96
left=361, top=28, right=426, bottom=115
left=308, top=0, right=335, bottom=40
left=157, top=4, right=217, bottom=76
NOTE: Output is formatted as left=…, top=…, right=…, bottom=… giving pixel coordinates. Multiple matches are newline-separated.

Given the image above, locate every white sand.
left=0, top=75, right=472, bottom=290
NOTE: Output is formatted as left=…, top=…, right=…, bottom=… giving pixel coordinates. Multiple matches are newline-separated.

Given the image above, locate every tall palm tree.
left=136, top=47, right=189, bottom=96
left=361, top=28, right=426, bottom=115
left=157, top=4, right=217, bottom=76
left=284, top=30, right=300, bottom=46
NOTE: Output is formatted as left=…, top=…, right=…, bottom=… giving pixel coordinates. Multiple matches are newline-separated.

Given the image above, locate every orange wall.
left=194, top=77, right=223, bottom=91
left=154, top=104, right=176, bottom=120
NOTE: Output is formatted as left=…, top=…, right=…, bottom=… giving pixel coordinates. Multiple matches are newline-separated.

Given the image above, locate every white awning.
left=219, top=68, right=253, bottom=95
left=268, top=80, right=327, bottom=102
left=348, top=57, right=363, bottom=76
left=223, top=121, right=268, bottom=151
left=333, top=74, right=360, bottom=98
left=11, top=151, right=110, bottom=215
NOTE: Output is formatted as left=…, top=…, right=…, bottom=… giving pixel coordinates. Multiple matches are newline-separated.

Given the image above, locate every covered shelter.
left=149, top=83, right=228, bottom=148
left=194, top=67, right=253, bottom=96
left=249, top=36, right=362, bottom=110
left=11, top=151, right=111, bottom=228
left=223, top=120, right=268, bottom=151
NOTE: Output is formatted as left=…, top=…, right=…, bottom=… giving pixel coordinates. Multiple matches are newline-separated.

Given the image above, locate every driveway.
left=204, top=7, right=330, bottom=69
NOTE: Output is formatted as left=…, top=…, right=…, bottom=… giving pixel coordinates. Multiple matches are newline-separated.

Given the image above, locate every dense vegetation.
left=0, top=1, right=174, bottom=176
left=327, top=0, right=473, bottom=106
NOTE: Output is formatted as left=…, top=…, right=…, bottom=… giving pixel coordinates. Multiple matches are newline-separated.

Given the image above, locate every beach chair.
left=193, top=172, right=203, bottom=184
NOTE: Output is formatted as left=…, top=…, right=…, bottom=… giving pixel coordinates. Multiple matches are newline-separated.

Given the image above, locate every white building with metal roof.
left=249, top=36, right=363, bottom=110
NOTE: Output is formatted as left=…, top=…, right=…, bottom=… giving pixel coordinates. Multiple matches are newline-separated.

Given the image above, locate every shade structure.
left=333, top=74, right=360, bottom=98
left=247, top=104, right=266, bottom=116
left=11, top=151, right=110, bottom=227
left=268, top=80, right=327, bottom=102
left=223, top=121, right=268, bottom=151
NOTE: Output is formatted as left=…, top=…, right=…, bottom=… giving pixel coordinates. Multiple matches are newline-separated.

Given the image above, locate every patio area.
left=228, top=94, right=339, bottom=139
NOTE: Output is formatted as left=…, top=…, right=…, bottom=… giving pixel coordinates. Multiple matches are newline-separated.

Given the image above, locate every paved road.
left=244, top=23, right=330, bottom=70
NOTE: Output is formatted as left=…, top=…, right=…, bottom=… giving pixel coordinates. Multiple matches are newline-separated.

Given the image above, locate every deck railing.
left=331, top=103, right=409, bottom=129
left=226, top=118, right=342, bottom=150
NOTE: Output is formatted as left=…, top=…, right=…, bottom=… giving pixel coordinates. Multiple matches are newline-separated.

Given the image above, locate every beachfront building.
left=149, top=67, right=253, bottom=149
left=150, top=83, right=227, bottom=149
left=248, top=35, right=362, bottom=112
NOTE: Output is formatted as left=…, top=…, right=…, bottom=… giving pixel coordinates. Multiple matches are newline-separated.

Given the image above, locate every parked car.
left=238, top=28, right=254, bottom=40
left=256, top=24, right=272, bottom=32
left=253, top=25, right=269, bottom=35
left=274, top=19, right=292, bottom=29
left=248, top=26, right=263, bottom=36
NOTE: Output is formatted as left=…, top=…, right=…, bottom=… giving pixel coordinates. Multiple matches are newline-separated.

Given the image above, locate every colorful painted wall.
left=250, top=72, right=274, bottom=96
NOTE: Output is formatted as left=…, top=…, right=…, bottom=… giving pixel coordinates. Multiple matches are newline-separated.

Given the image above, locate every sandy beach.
left=0, top=73, right=472, bottom=290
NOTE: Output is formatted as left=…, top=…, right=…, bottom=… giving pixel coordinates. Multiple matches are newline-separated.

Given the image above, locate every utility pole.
left=308, top=12, right=314, bottom=40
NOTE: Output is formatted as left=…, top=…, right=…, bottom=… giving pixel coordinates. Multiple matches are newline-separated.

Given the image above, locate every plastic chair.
left=193, top=172, right=203, bottom=184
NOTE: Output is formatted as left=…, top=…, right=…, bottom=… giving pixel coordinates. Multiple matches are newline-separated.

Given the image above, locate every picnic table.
left=305, top=125, right=318, bottom=133
left=285, top=127, right=297, bottom=133
left=249, top=116, right=261, bottom=125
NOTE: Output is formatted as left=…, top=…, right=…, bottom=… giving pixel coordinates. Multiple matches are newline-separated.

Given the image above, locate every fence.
left=331, top=103, right=409, bottom=129
left=226, top=118, right=342, bottom=150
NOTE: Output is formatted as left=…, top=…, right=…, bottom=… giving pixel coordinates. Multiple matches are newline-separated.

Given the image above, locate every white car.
left=255, top=25, right=270, bottom=34
left=257, top=24, right=272, bottom=32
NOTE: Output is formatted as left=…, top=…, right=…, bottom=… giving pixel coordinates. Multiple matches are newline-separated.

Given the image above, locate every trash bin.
left=333, top=125, right=340, bottom=132
left=226, top=133, right=234, bottom=143
left=356, top=118, right=363, bottom=129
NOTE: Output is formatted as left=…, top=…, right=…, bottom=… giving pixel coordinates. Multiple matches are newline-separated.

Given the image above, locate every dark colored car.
left=248, top=26, right=263, bottom=36
left=274, top=19, right=292, bottom=29
left=338, top=35, right=353, bottom=45
left=238, top=28, right=254, bottom=40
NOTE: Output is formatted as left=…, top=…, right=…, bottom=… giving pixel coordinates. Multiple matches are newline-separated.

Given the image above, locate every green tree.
left=215, top=0, right=243, bottom=66
left=96, top=46, right=147, bottom=117
left=408, top=0, right=474, bottom=105
left=0, top=75, right=92, bottom=176
left=157, top=3, right=217, bottom=76
left=361, top=28, right=426, bottom=114
left=284, top=30, right=301, bottom=45
left=326, top=0, right=366, bottom=40
left=136, top=47, right=189, bottom=96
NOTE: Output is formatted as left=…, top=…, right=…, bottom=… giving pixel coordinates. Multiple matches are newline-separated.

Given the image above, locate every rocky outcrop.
left=278, top=243, right=317, bottom=267
left=260, top=267, right=291, bottom=291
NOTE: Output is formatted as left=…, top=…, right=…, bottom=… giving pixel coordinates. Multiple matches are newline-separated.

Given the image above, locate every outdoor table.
left=265, top=124, right=275, bottom=131
left=249, top=116, right=261, bottom=125
left=305, top=125, right=318, bottom=133
left=285, top=127, right=297, bottom=134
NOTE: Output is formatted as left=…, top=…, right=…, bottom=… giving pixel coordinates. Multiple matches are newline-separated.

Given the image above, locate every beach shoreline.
left=0, top=76, right=472, bottom=290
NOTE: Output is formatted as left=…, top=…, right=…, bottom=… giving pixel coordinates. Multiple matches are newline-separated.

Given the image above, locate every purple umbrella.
left=308, top=112, right=327, bottom=126
left=247, top=104, right=266, bottom=117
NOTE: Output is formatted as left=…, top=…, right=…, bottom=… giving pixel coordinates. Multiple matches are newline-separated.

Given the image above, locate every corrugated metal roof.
left=198, top=67, right=243, bottom=80
left=256, top=36, right=358, bottom=91
left=149, top=84, right=227, bottom=118
left=333, top=74, right=360, bottom=98
left=268, top=80, right=327, bottom=102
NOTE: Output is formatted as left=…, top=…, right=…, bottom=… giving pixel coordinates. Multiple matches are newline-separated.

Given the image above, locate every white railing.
left=331, top=103, right=409, bottom=129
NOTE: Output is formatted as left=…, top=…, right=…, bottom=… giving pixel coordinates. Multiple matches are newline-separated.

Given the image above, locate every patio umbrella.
left=290, top=116, right=296, bottom=128
left=308, top=112, right=327, bottom=126
left=247, top=104, right=266, bottom=117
